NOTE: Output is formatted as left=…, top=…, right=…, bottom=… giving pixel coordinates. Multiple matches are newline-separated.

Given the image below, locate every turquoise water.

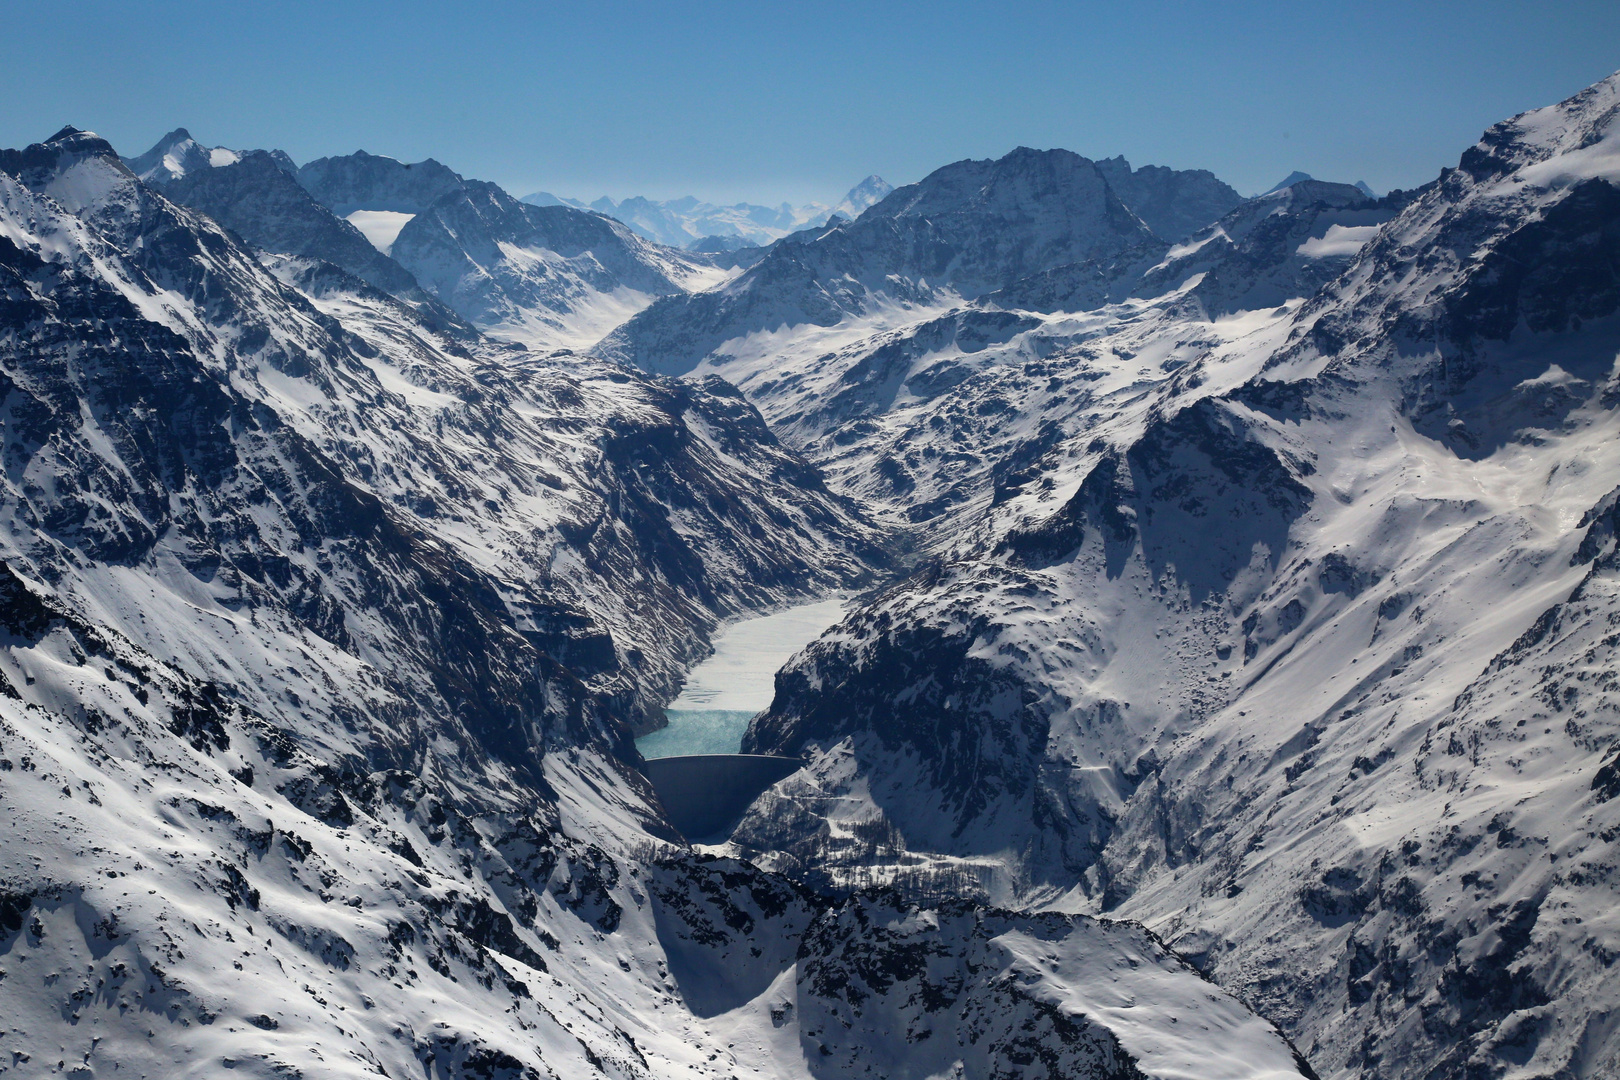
left=636, top=596, right=848, bottom=760
left=635, top=709, right=758, bottom=758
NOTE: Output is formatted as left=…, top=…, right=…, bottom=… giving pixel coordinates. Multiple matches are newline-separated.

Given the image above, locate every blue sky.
left=4, top=1, right=1618, bottom=205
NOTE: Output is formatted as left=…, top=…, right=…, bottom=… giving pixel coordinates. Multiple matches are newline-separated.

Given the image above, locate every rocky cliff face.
left=1092, top=155, right=1245, bottom=243
left=295, top=149, right=466, bottom=215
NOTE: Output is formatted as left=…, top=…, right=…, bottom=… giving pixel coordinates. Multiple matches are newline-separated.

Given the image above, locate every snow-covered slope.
left=0, top=125, right=1312, bottom=1080
left=607, top=174, right=1400, bottom=549
left=0, top=124, right=883, bottom=736
left=648, top=861, right=1314, bottom=1080
left=391, top=181, right=732, bottom=350
left=715, top=73, right=1620, bottom=1080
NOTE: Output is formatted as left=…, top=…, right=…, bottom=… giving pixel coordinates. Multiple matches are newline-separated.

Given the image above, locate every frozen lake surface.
left=636, top=596, right=846, bottom=759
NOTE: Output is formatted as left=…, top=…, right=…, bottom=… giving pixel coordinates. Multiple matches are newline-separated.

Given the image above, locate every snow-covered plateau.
left=0, top=70, right=1617, bottom=1080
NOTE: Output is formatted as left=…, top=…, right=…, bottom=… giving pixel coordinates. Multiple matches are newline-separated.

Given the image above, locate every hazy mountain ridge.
left=160, top=147, right=474, bottom=336
left=388, top=179, right=732, bottom=350
left=119, top=134, right=729, bottom=352
left=292, top=149, right=735, bottom=350
left=522, top=175, right=894, bottom=250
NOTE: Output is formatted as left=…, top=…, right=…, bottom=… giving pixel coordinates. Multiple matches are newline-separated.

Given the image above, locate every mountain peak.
left=125, top=127, right=223, bottom=184
left=828, top=175, right=893, bottom=222
left=295, top=150, right=464, bottom=216
left=0, top=126, right=137, bottom=226
left=1264, top=170, right=1315, bottom=194
left=863, top=146, right=1127, bottom=227
left=1093, top=153, right=1244, bottom=240
left=1457, top=68, right=1620, bottom=184
left=1, top=126, right=127, bottom=181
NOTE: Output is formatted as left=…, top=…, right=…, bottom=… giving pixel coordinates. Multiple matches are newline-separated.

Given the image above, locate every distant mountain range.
left=522, top=175, right=895, bottom=249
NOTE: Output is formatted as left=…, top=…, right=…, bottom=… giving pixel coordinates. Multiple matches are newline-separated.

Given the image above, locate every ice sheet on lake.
left=638, top=596, right=846, bottom=758
left=668, top=596, right=848, bottom=712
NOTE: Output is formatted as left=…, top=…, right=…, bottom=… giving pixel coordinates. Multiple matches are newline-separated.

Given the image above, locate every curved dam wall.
left=643, top=754, right=801, bottom=840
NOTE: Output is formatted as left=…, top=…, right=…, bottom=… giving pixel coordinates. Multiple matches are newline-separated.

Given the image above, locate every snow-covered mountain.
left=0, top=123, right=1313, bottom=1080
left=127, top=137, right=722, bottom=352
left=595, top=148, right=1242, bottom=378
left=123, top=126, right=298, bottom=186
left=0, top=123, right=884, bottom=741
left=522, top=177, right=894, bottom=250
left=597, top=174, right=1390, bottom=546
left=156, top=148, right=473, bottom=337
left=293, top=150, right=733, bottom=350
left=697, top=72, right=1620, bottom=1080
left=825, top=174, right=897, bottom=223
left=394, top=183, right=732, bottom=350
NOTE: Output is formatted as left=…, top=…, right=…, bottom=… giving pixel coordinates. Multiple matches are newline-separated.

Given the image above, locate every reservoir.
left=636, top=595, right=847, bottom=759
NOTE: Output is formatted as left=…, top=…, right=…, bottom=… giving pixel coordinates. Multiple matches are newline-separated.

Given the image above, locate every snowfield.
left=345, top=209, right=415, bottom=255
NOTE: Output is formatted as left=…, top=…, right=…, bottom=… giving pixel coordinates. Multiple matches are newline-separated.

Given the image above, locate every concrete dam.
left=642, top=754, right=802, bottom=840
